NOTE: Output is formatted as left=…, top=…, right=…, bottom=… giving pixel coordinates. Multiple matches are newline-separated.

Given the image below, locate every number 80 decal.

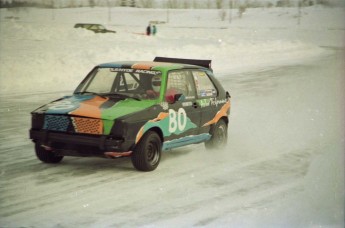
left=48, top=100, right=75, bottom=110
left=169, top=108, right=187, bottom=133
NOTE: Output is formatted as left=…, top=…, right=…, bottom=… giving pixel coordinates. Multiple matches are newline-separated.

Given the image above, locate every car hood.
left=33, top=94, right=156, bottom=121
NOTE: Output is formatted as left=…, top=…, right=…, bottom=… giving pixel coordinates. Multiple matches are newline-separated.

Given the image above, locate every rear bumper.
left=29, top=129, right=133, bottom=153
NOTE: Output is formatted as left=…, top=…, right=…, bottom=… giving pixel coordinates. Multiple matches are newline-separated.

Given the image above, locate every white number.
left=169, top=108, right=187, bottom=133
left=177, top=108, right=187, bottom=131
left=48, top=101, right=74, bottom=110
left=169, top=109, right=177, bottom=132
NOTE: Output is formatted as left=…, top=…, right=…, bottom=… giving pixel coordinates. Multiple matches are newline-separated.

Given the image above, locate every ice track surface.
left=0, top=51, right=344, bottom=227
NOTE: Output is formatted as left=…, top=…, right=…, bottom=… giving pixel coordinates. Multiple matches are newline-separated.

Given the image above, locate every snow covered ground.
left=1, top=6, right=344, bottom=94
left=0, top=5, right=344, bottom=228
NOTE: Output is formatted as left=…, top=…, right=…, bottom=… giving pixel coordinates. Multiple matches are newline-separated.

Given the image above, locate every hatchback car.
left=30, top=57, right=231, bottom=171
left=74, top=23, right=116, bottom=33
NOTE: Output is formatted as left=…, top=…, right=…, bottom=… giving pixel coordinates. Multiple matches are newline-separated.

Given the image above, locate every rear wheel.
left=35, top=143, right=63, bottom=163
left=131, top=131, right=161, bottom=171
left=205, top=119, right=228, bottom=150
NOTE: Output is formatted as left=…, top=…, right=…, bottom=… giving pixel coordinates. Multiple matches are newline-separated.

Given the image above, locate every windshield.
left=75, top=67, right=162, bottom=100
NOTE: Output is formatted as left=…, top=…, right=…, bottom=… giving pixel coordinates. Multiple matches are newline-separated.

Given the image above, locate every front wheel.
left=35, top=143, right=63, bottom=163
left=131, top=131, right=162, bottom=171
left=205, top=119, right=228, bottom=150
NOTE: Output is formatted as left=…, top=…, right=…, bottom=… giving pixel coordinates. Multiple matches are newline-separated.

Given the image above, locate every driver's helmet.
left=152, top=75, right=161, bottom=93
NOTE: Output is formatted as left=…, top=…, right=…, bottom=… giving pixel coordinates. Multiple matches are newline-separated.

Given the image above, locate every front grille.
left=44, top=115, right=70, bottom=132
left=72, top=117, right=103, bottom=135
left=43, top=115, right=103, bottom=135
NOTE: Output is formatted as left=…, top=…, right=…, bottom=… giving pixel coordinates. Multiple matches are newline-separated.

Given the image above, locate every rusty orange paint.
left=135, top=127, right=145, bottom=144
left=132, top=61, right=172, bottom=70
left=70, top=96, right=108, bottom=134
left=132, top=63, right=152, bottom=70
left=72, top=117, right=103, bottom=135
left=203, top=100, right=231, bottom=127
left=151, top=112, right=169, bottom=122
left=104, top=151, right=132, bottom=158
left=70, top=96, right=108, bottom=118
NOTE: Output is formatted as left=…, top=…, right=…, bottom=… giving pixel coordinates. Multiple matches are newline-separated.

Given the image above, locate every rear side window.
left=166, top=70, right=197, bottom=100
left=192, top=71, right=217, bottom=98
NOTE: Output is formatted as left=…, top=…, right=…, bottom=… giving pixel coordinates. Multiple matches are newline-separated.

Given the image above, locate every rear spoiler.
left=154, top=57, right=212, bottom=71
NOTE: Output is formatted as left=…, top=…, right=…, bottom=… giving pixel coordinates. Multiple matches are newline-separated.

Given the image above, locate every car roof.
left=75, top=23, right=102, bottom=26
left=98, top=61, right=206, bottom=71
left=97, top=59, right=214, bottom=73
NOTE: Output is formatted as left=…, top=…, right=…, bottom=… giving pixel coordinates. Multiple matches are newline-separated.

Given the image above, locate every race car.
left=29, top=57, right=231, bottom=171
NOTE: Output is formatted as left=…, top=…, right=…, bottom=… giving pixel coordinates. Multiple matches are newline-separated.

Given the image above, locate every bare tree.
left=206, top=0, right=212, bottom=8
left=229, top=0, right=234, bottom=23
left=219, top=9, right=227, bottom=21
left=216, top=0, right=224, bottom=9
left=167, top=0, right=178, bottom=9
left=139, top=0, right=154, bottom=8
left=183, top=0, right=190, bottom=9
left=192, top=0, right=198, bottom=9
left=89, top=0, right=95, bottom=7
left=238, top=5, right=246, bottom=18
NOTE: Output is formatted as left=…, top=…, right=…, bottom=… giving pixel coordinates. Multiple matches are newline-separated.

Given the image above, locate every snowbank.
left=0, top=6, right=344, bottom=95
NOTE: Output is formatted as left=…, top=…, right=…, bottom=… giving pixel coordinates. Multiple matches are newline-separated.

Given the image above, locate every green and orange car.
left=29, top=57, right=231, bottom=171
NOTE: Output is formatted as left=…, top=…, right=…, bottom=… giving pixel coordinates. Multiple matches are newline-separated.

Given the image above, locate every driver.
left=146, top=75, right=161, bottom=98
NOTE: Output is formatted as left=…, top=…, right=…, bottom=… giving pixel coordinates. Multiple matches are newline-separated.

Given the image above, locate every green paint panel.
left=101, top=99, right=156, bottom=134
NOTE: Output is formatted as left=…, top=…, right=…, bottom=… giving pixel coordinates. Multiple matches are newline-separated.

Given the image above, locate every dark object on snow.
left=146, top=24, right=151, bottom=36
left=152, top=25, right=157, bottom=35
left=74, top=23, right=116, bottom=33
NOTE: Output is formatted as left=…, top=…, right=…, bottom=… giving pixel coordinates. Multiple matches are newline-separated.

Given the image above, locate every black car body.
left=30, top=57, right=231, bottom=171
left=74, top=23, right=116, bottom=33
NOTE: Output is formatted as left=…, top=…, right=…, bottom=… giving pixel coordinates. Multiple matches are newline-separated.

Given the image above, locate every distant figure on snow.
left=146, top=24, right=151, bottom=36
left=152, top=25, right=157, bottom=36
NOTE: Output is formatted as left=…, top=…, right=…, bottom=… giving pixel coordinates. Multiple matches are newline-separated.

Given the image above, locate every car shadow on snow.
left=28, top=157, right=136, bottom=180
left=23, top=144, right=205, bottom=180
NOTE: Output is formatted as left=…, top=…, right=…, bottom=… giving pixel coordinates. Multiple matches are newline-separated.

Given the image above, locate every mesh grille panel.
left=44, top=115, right=70, bottom=132
left=72, top=117, right=103, bottom=135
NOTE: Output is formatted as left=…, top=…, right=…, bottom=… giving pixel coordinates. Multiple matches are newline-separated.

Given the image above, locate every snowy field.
left=1, top=6, right=344, bottom=94
left=0, top=5, right=344, bottom=228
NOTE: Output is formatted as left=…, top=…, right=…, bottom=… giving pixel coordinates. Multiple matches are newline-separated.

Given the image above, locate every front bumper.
left=29, top=129, right=133, bottom=154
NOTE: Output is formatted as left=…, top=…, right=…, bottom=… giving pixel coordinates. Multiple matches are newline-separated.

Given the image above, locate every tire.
left=205, top=119, right=228, bottom=150
left=131, top=131, right=162, bottom=171
left=35, top=143, right=63, bottom=164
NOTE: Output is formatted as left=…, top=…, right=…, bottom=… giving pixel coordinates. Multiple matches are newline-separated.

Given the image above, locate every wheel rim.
left=147, top=140, right=160, bottom=166
left=215, top=125, right=227, bottom=145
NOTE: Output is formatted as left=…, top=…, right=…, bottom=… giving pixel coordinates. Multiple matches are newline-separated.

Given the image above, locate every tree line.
left=0, top=0, right=342, bottom=9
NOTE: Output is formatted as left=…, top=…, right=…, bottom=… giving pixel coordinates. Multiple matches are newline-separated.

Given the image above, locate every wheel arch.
left=221, top=116, right=229, bottom=125
left=147, top=127, right=164, bottom=144
left=205, top=116, right=228, bottom=150
left=135, top=126, right=164, bottom=147
left=209, top=116, right=228, bottom=132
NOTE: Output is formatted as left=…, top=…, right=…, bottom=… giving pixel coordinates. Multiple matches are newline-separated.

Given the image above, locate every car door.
left=191, top=70, right=219, bottom=135
left=163, top=70, right=201, bottom=147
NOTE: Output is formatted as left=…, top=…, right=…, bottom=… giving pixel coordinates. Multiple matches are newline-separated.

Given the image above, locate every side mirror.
left=174, top=94, right=183, bottom=101
left=226, top=91, right=231, bottom=99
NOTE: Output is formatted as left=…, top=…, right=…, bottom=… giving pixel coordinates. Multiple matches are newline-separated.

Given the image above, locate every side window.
left=192, top=71, right=217, bottom=98
left=166, top=70, right=196, bottom=100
